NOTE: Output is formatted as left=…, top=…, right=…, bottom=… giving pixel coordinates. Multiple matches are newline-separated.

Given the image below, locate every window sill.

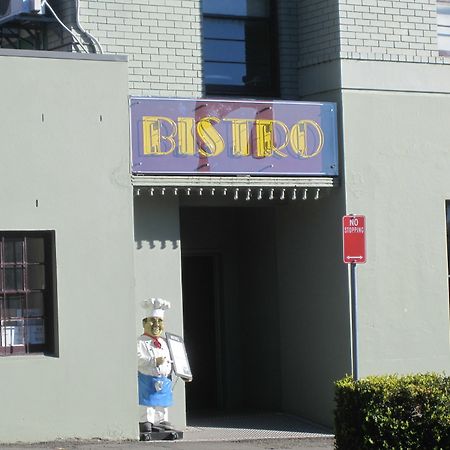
left=0, top=352, right=58, bottom=360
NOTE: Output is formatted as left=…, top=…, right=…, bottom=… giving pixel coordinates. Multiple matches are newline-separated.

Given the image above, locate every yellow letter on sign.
left=255, top=120, right=289, bottom=158
left=197, top=117, right=225, bottom=157
left=290, top=120, right=324, bottom=158
left=142, top=116, right=177, bottom=155
left=178, top=117, right=196, bottom=156
left=224, top=118, right=255, bottom=157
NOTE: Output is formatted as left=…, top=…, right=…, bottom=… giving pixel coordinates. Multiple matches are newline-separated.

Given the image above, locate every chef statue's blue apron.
left=138, top=373, right=173, bottom=407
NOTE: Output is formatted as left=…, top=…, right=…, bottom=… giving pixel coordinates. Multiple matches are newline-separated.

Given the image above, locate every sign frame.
left=130, top=97, right=339, bottom=177
left=343, top=215, right=366, bottom=264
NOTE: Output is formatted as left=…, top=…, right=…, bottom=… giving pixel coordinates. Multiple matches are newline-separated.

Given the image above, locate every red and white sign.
left=343, top=215, right=366, bottom=264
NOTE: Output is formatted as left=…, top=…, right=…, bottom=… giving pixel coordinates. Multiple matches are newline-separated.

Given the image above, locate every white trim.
left=131, top=175, right=338, bottom=188
left=131, top=175, right=339, bottom=188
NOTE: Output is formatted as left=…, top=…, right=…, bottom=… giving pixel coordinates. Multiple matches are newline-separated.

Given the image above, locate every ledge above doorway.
left=132, top=175, right=339, bottom=202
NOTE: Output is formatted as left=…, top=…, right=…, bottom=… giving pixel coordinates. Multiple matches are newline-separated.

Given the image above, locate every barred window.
left=203, top=0, right=278, bottom=97
left=0, top=231, right=57, bottom=356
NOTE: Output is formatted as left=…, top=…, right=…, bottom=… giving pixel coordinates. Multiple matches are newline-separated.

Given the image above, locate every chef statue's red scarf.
left=144, top=333, right=161, bottom=349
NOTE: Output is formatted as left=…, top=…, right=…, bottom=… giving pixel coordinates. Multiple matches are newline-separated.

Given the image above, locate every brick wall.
left=1, top=0, right=449, bottom=94
left=297, top=0, right=341, bottom=68
left=295, top=0, right=447, bottom=67
left=51, top=0, right=302, bottom=99
left=278, top=0, right=300, bottom=98
left=53, top=0, right=203, bottom=97
left=339, top=0, right=441, bottom=63
left=46, top=0, right=77, bottom=52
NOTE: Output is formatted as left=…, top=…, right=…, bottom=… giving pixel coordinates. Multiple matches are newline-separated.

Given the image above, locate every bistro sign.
left=130, top=98, right=338, bottom=176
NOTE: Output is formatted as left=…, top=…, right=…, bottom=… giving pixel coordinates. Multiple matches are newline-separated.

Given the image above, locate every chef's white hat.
left=142, top=298, right=171, bottom=319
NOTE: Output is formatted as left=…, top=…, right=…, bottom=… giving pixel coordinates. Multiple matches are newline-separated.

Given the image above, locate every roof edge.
left=0, top=48, right=127, bottom=62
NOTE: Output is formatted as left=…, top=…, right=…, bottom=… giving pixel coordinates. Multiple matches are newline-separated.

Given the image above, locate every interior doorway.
left=182, top=253, right=222, bottom=412
left=180, top=206, right=281, bottom=417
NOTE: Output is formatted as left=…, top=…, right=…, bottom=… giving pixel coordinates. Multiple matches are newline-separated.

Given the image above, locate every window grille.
left=0, top=231, right=56, bottom=356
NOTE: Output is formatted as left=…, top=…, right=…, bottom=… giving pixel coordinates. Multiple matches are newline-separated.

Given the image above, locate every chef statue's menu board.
left=165, top=333, right=193, bottom=382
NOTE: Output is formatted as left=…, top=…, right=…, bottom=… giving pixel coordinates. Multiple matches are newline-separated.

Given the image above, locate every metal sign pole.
left=343, top=214, right=365, bottom=380
left=350, top=262, right=358, bottom=380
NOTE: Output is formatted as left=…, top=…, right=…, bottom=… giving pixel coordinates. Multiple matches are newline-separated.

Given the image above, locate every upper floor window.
left=0, top=231, right=57, bottom=356
left=438, top=1, right=450, bottom=56
left=202, top=0, right=278, bottom=97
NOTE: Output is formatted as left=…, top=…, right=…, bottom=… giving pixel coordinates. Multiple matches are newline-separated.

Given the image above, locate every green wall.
left=276, top=192, right=350, bottom=427
left=133, top=195, right=186, bottom=426
left=342, top=89, right=450, bottom=376
left=0, top=51, right=137, bottom=442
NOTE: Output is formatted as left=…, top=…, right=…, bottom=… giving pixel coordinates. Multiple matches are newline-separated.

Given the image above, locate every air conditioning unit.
left=0, top=0, right=43, bottom=26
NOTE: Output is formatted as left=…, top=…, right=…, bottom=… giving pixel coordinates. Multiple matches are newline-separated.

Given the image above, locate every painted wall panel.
left=133, top=196, right=185, bottom=427
left=342, top=90, right=450, bottom=376
left=276, top=192, right=350, bottom=427
left=0, top=54, right=136, bottom=442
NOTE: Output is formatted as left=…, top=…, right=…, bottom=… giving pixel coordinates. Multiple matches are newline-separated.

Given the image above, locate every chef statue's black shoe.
left=139, top=422, right=153, bottom=433
left=159, top=421, right=175, bottom=431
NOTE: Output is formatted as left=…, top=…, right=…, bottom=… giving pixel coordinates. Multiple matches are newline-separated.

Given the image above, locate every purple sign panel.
left=130, top=97, right=338, bottom=176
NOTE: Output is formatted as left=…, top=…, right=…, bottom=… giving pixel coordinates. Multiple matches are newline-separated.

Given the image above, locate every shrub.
left=335, top=373, right=450, bottom=450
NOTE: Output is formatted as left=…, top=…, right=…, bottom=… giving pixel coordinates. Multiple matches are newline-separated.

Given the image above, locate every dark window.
left=447, top=202, right=450, bottom=306
left=0, top=231, right=57, bottom=356
left=203, top=0, right=278, bottom=97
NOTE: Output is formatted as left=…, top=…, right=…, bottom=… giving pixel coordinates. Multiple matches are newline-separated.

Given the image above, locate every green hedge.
left=335, top=373, right=450, bottom=450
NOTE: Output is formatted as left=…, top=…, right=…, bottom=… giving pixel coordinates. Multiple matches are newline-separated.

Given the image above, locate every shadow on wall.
left=134, top=195, right=180, bottom=250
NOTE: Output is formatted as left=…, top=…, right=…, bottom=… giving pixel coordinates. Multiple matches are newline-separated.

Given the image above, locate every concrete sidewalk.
left=182, top=412, right=333, bottom=442
left=0, top=413, right=334, bottom=450
left=0, top=437, right=334, bottom=450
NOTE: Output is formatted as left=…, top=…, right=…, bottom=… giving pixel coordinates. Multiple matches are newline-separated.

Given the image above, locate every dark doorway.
left=182, top=253, right=221, bottom=412
left=180, top=206, right=281, bottom=417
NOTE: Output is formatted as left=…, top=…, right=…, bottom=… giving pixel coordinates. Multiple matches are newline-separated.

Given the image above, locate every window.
left=0, top=231, right=57, bottom=356
left=438, top=1, right=450, bottom=56
left=202, top=0, right=278, bottom=97
left=446, top=202, right=450, bottom=302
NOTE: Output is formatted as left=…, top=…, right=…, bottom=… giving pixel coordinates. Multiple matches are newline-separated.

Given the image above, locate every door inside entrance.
left=182, top=253, right=221, bottom=412
left=180, top=206, right=281, bottom=417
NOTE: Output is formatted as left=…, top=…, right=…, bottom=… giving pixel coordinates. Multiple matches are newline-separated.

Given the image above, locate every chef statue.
left=137, top=298, right=174, bottom=434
